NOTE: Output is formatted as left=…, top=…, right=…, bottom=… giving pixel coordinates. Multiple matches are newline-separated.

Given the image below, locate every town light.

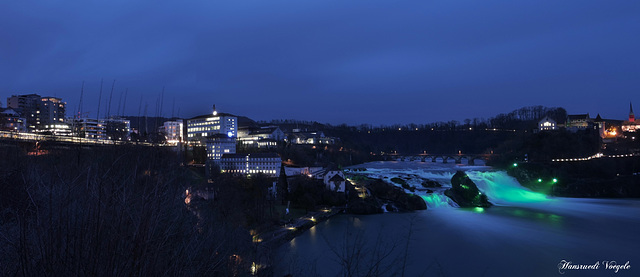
left=552, top=178, right=558, bottom=183
left=513, top=163, right=518, bottom=167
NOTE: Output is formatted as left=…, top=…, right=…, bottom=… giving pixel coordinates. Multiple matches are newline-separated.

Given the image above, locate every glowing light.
left=251, top=262, right=258, bottom=275
left=537, top=179, right=542, bottom=183
left=473, top=207, right=485, bottom=213
left=552, top=178, right=558, bottom=183
left=513, top=163, right=518, bottom=167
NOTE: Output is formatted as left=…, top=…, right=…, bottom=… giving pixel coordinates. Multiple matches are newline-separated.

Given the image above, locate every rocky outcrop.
left=348, top=197, right=383, bottom=214
left=421, top=179, right=442, bottom=188
left=368, top=179, right=427, bottom=211
left=444, top=171, right=492, bottom=208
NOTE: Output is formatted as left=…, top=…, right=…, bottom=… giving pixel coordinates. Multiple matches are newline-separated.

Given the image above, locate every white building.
left=538, top=116, right=557, bottom=131
left=206, top=134, right=236, bottom=162
left=220, top=153, right=281, bottom=177
left=238, top=126, right=285, bottom=148
left=323, top=171, right=346, bottom=192
left=186, top=106, right=237, bottom=144
left=161, top=119, right=183, bottom=144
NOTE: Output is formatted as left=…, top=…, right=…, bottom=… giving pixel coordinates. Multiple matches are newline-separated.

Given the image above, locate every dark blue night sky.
left=1, top=0, right=639, bottom=125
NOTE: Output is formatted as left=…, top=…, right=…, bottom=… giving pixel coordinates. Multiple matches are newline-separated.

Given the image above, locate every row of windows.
left=188, top=126, right=221, bottom=132
left=222, top=169, right=277, bottom=175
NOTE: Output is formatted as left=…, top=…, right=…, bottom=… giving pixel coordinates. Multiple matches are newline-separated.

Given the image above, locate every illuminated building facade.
left=220, top=153, right=281, bottom=177
left=73, top=118, right=106, bottom=139
left=7, top=94, right=66, bottom=132
left=537, top=116, right=557, bottom=131
left=161, top=119, right=183, bottom=144
left=237, top=126, right=284, bottom=148
left=206, top=134, right=236, bottom=162
left=185, top=106, right=237, bottom=144
left=622, top=102, right=640, bottom=132
left=565, top=113, right=594, bottom=132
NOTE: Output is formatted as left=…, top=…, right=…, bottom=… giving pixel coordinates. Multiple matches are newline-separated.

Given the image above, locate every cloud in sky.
left=1, top=0, right=639, bottom=125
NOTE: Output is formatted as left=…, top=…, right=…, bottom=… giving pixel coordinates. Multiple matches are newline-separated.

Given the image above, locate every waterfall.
left=466, top=171, right=550, bottom=205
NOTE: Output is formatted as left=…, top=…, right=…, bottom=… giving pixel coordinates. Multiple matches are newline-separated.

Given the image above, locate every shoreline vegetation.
left=499, top=157, right=640, bottom=198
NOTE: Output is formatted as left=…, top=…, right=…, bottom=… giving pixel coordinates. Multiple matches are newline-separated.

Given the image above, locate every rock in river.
left=444, top=171, right=492, bottom=208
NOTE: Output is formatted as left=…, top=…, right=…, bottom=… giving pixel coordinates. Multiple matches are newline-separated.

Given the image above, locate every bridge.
left=380, top=153, right=495, bottom=165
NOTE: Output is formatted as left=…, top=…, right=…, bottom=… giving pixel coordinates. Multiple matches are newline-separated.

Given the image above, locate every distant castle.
left=542, top=102, right=640, bottom=141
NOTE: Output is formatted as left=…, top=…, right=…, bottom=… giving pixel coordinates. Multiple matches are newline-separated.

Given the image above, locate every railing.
left=551, top=153, right=636, bottom=162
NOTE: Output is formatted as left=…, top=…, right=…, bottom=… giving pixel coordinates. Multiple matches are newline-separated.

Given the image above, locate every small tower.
left=212, top=104, right=218, bottom=116
left=630, top=102, right=635, bottom=122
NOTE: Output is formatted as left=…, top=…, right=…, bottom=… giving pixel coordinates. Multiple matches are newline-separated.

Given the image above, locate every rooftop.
left=189, top=112, right=237, bottom=120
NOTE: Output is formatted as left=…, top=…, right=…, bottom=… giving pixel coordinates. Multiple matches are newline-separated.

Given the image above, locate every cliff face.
left=444, top=171, right=492, bottom=208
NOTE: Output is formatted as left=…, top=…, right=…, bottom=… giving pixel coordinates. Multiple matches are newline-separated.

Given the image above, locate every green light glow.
left=460, top=185, right=469, bottom=190
left=552, top=178, right=558, bottom=183
left=513, top=163, right=518, bottom=167
left=537, top=178, right=542, bottom=182
left=466, top=171, right=550, bottom=203
left=473, top=207, right=485, bottom=213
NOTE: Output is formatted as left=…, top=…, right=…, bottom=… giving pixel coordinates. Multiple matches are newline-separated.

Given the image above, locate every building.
left=7, top=94, right=40, bottom=129
left=206, top=134, right=236, bottom=162
left=592, top=114, right=623, bottom=140
left=104, top=118, right=131, bottom=141
left=238, top=126, right=285, bottom=148
left=537, top=116, right=557, bottom=132
left=220, top=153, right=281, bottom=177
left=622, top=102, right=640, bottom=132
left=288, top=130, right=338, bottom=145
left=73, top=118, right=106, bottom=139
left=565, top=114, right=595, bottom=132
left=0, top=108, right=27, bottom=132
left=323, top=170, right=346, bottom=192
left=160, top=119, right=183, bottom=144
left=7, top=94, right=66, bottom=132
left=185, top=106, right=237, bottom=144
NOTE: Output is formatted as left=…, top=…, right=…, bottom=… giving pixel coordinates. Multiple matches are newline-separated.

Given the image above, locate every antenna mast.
left=77, top=81, right=84, bottom=119
left=121, top=88, right=128, bottom=117
left=96, top=78, right=103, bottom=119
left=107, top=79, right=115, bottom=119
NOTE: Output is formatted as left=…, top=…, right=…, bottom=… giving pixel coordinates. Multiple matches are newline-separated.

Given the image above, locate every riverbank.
left=504, top=156, right=640, bottom=198
left=257, top=207, right=345, bottom=248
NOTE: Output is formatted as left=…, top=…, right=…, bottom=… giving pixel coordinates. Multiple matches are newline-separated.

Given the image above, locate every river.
left=275, top=161, right=640, bottom=276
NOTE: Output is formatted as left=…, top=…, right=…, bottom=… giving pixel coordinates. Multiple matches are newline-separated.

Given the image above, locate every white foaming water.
left=350, top=161, right=550, bottom=208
